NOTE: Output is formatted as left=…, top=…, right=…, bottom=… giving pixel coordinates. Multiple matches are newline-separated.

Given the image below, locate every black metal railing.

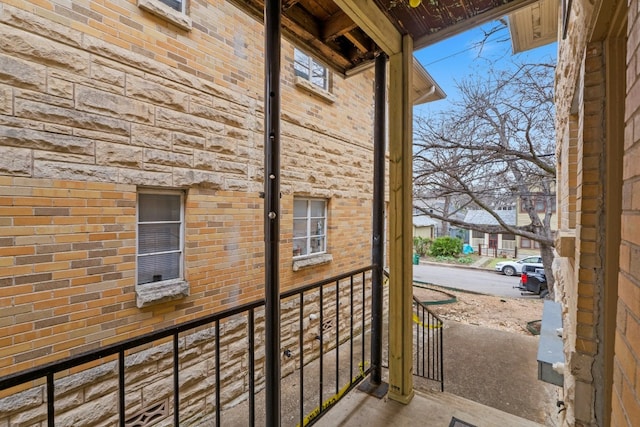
left=412, top=295, right=444, bottom=391
left=0, top=266, right=374, bottom=427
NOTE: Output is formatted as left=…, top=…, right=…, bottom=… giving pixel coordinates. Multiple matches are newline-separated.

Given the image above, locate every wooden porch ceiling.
left=232, top=0, right=539, bottom=75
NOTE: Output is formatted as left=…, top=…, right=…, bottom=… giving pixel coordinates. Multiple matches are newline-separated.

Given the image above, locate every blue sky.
left=414, top=21, right=557, bottom=117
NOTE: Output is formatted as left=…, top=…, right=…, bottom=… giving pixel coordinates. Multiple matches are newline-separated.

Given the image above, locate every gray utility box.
left=537, top=300, right=564, bottom=387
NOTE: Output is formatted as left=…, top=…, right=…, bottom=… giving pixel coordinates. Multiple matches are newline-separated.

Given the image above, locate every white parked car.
left=494, top=256, right=543, bottom=276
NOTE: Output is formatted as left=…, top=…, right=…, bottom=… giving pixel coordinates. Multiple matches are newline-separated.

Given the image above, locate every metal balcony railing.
left=413, top=295, right=444, bottom=391
left=0, top=266, right=374, bottom=427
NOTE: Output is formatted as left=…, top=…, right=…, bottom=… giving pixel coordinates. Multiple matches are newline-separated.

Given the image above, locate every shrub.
left=413, top=236, right=432, bottom=257
left=429, top=236, right=463, bottom=257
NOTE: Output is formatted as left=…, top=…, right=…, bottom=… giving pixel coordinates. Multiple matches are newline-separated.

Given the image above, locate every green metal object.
left=413, top=253, right=420, bottom=265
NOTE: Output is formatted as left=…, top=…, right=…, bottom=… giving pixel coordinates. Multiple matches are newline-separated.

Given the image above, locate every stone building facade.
left=0, top=0, right=379, bottom=381
left=554, top=0, right=640, bottom=425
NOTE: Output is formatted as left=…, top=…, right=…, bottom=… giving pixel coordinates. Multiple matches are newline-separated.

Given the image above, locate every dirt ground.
left=413, top=284, right=545, bottom=336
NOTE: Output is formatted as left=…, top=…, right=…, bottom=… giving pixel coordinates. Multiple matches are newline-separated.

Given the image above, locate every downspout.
left=263, top=0, right=281, bottom=425
left=360, top=52, right=389, bottom=397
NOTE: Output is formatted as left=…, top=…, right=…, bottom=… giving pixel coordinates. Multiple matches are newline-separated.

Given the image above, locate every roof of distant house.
left=413, top=215, right=440, bottom=227
left=463, top=209, right=516, bottom=226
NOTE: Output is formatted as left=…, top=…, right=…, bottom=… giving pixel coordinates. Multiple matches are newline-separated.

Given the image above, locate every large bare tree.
left=413, top=60, right=556, bottom=292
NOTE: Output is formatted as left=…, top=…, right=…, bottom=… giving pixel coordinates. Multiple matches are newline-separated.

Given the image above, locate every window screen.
left=137, top=192, right=183, bottom=285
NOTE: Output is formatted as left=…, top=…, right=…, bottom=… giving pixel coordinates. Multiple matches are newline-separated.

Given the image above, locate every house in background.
left=463, top=208, right=518, bottom=257
left=412, top=214, right=438, bottom=239
left=413, top=198, right=466, bottom=242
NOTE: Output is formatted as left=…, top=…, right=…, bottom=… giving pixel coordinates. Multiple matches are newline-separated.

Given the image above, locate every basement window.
left=136, top=190, right=189, bottom=307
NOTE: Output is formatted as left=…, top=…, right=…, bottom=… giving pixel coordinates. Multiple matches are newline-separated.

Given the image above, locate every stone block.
left=118, top=168, right=172, bottom=186
left=90, top=62, right=125, bottom=88
left=174, top=132, right=206, bottom=150
left=190, top=102, right=245, bottom=129
left=0, top=5, right=83, bottom=49
left=55, top=389, right=84, bottom=413
left=0, top=146, right=31, bottom=176
left=15, top=99, right=129, bottom=136
left=76, top=86, right=153, bottom=124
left=574, top=380, right=594, bottom=423
left=47, top=77, right=74, bottom=99
left=55, top=393, right=117, bottom=427
left=0, top=386, right=42, bottom=412
left=126, top=74, right=189, bottom=112
left=157, top=107, right=224, bottom=135
left=143, top=148, right=192, bottom=168
left=0, top=85, right=11, bottom=115
left=2, top=403, right=46, bottom=426
left=173, top=168, right=223, bottom=189
left=34, top=160, right=118, bottom=182
left=0, top=53, right=46, bottom=91
left=96, top=141, right=143, bottom=168
left=131, top=124, right=172, bottom=150
left=0, top=26, right=88, bottom=75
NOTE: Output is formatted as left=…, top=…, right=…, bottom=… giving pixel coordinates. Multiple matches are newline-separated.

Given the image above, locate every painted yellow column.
left=387, top=34, right=414, bottom=404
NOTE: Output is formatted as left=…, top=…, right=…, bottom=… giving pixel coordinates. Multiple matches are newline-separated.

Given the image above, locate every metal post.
left=264, top=0, right=281, bottom=425
left=358, top=52, right=389, bottom=398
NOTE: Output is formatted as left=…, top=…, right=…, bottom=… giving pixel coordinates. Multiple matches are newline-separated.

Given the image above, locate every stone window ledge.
left=136, top=279, right=189, bottom=308
left=556, top=230, right=576, bottom=258
left=138, top=0, right=192, bottom=31
left=294, top=76, right=336, bottom=104
left=293, top=253, right=333, bottom=271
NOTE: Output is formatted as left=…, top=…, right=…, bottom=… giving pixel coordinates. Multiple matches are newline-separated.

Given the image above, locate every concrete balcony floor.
left=315, top=387, right=543, bottom=427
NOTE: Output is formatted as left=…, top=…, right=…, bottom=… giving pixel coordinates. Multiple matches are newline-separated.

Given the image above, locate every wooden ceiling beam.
left=282, top=0, right=299, bottom=11
left=333, top=0, right=402, bottom=55
left=322, top=10, right=358, bottom=41
left=285, top=4, right=322, bottom=38
left=344, top=30, right=370, bottom=53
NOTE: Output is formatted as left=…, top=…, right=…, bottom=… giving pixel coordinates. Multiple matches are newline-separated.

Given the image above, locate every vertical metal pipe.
left=371, top=52, right=387, bottom=385
left=438, top=322, right=444, bottom=391
left=264, top=0, right=281, bottom=426
left=215, top=319, right=221, bottom=426
left=349, top=275, right=354, bottom=383
left=47, top=372, right=54, bottom=427
left=361, top=272, right=366, bottom=375
left=319, top=287, right=324, bottom=414
left=298, top=294, right=305, bottom=426
left=118, top=352, right=125, bottom=427
left=249, top=309, right=255, bottom=427
left=335, top=280, right=340, bottom=394
left=173, top=334, right=179, bottom=426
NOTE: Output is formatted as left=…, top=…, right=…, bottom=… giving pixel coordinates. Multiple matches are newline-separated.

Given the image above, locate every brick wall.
left=612, top=0, right=640, bottom=424
left=0, top=0, right=377, bottom=378
left=554, top=0, right=605, bottom=425
left=556, top=0, right=640, bottom=425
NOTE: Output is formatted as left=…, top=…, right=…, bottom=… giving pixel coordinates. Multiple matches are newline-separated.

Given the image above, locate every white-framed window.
left=293, top=198, right=327, bottom=258
left=137, top=190, right=184, bottom=285
left=294, top=48, right=329, bottom=91
left=137, top=0, right=192, bottom=31
left=159, top=0, right=185, bottom=13
left=520, top=237, right=540, bottom=249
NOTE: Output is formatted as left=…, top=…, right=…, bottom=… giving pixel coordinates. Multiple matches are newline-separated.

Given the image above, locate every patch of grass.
left=429, top=254, right=476, bottom=264
left=482, top=258, right=503, bottom=269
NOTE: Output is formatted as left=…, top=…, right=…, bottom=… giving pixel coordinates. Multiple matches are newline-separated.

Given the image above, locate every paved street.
left=413, top=262, right=535, bottom=298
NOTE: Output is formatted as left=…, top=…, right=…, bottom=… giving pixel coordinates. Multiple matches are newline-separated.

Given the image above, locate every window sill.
left=292, top=253, right=333, bottom=271
left=294, top=76, right=335, bottom=104
left=136, top=279, right=189, bottom=308
left=138, top=0, right=192, bottom=31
